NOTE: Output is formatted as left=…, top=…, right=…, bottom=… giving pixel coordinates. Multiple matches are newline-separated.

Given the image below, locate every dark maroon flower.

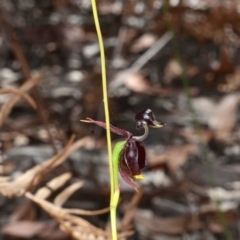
left=119, top=139, right=146, bottom=190
left=81, top=109, right=164, bottom=190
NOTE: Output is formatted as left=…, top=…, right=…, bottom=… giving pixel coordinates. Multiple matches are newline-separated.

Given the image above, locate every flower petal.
left=136, top=141, right=146, bottom=169
left=124, top=139, right=141, bottom=176
left=119, top=151, right=138, bottom=191
left=80, top=118, right=132, bottom=139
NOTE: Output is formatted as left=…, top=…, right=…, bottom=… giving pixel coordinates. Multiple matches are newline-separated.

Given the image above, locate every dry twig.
left=0, top=75, right=41, bottom=128
left=0, top=88, right=37, bottom=109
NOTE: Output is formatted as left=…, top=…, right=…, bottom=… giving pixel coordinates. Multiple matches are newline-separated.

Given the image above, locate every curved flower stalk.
left=81, top=109, right=165, bottom=191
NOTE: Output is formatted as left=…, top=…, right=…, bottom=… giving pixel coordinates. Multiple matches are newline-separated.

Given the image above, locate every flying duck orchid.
left=81, top=109, right=165, bottom=191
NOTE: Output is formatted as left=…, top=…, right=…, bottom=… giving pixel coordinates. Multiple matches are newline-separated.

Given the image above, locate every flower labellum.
left=135, top=109, right=165, bottom=130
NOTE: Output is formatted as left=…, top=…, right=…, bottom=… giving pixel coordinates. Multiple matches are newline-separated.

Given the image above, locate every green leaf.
left=112, top=141, right=126, bottom=191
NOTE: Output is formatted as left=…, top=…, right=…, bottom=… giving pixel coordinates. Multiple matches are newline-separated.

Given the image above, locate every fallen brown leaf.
left=134, top=206, right=237, bottom=235
left=1, top=220, right=46, bottom=238
left=0, top=136, right=91, bottom=197
left=148, top=144, right=198, bottom=172
left=121, top=186, right=143, bottom=230
left=54, top=181, right=84, bottom=207
left=208, top=93, right=240, bottom=141
left=25, top=192, right=132, bottom=240
left=163, top=58, right=200, bottom=84
left=35, top=172, right=72, bottom=200
left=124, top=72, right=173, bottom=96
left=179, top=129, right=213, bottom=144
left=131, top=33, right=157, bottom=52
left=9, top=200, right=36, bottom=222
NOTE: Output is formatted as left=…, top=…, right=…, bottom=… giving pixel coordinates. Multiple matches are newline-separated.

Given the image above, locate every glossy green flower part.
left=81, top=109, right=165, bottom=190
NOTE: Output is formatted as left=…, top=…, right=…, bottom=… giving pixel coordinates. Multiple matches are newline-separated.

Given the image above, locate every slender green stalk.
left=90, top=1, right=118, bottom=239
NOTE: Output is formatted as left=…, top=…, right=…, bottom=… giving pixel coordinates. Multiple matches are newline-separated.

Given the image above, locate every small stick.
left=110, top=31, right=173, bottom=90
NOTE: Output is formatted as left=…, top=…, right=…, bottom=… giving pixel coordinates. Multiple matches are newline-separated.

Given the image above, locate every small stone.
left=13, top=134, right=29, bottom=146
left=66, top=71, right=84, bottom=82
left=0, top=68, right=20, bottom=83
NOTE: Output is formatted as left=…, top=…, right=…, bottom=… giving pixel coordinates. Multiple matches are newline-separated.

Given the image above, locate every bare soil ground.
left=1, top=1, right=240, bottom=239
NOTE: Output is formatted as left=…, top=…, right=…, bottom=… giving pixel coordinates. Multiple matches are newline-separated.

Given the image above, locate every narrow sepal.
left=81, top=118, right=132, bottom=139
left=119, top=151, right=138, bottom=191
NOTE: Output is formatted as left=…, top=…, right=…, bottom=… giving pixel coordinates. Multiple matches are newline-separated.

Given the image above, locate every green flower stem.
left=90, top=1, right=122, bottom=239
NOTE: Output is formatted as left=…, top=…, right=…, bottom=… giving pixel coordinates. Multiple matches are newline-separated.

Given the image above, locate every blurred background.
left=1, top=0, right=240, bottom=239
